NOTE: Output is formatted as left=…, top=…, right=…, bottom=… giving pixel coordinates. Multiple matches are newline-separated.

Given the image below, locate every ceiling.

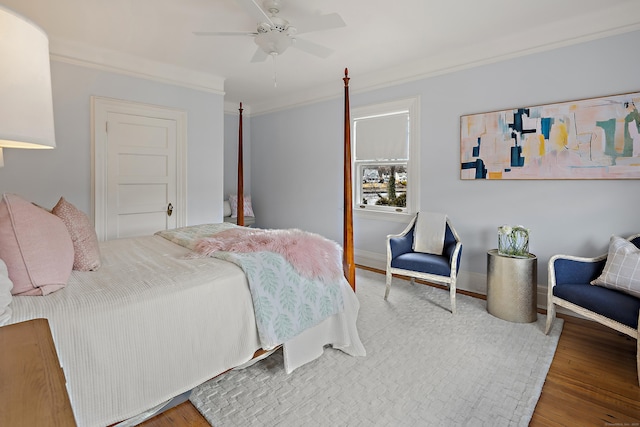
left=3, top=0, right=640, bottom=114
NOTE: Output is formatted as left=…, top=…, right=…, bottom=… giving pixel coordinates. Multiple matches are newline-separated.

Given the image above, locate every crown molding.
left=246, top=12, right=640, bottom=116
left=49, top=38, right=225, bottom=96
left=44, top=0, right=640, bottom=117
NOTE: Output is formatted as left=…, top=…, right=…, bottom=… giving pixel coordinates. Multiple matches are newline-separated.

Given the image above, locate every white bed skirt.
left=283, top=278, right=366, bottom=373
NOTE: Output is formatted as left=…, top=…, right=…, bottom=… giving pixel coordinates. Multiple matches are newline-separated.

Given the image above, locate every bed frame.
left=343, top=69, right=355, bottom=290
left=5, top=70, right=360, bottom=427
left=116, top=69, right=358, bottom=425
left=112, top=68, right=359, bottom=426
left=234, top=69, right=356, bottom=291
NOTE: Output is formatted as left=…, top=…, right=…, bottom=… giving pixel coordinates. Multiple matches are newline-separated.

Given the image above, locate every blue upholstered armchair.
left=545, top=233, right=640, bottom=383
left=385, top=213, right=462, bottom=314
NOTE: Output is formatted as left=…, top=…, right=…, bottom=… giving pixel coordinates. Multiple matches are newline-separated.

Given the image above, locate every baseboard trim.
left=354, top=255, right=573, bottom=315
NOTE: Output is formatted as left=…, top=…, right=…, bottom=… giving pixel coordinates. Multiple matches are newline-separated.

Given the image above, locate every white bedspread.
left=6, top=231, right=366, bottom=426
left=8, top=235, right=261, bottom=427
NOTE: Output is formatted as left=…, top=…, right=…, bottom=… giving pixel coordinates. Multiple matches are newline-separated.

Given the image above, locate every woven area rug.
left=190, top=269, right=563, bottom=426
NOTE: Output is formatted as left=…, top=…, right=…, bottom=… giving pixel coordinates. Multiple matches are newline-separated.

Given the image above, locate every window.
left=352, top=97, right=419, bottom=219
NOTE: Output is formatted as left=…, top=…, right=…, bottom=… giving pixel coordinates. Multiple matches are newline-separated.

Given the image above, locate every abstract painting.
left=460, top=92, right=640, bottom=179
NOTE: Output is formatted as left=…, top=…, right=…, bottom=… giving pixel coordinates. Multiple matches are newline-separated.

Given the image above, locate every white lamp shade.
left=0, top=6, right=56, bottom=149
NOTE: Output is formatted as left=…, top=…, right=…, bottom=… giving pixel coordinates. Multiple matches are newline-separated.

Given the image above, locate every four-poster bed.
left=2, top=70, right=363, bottom=427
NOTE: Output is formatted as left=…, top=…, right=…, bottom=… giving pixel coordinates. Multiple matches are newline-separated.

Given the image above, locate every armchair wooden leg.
left=384, top=270, right=392, bottom=300
left=545, top=303, right=555, bottom=335
left=450, top=280, right=456, bottom=315
left=637, top=335, right=639, bottom=386
left=637, top=313, right=640, bottom=386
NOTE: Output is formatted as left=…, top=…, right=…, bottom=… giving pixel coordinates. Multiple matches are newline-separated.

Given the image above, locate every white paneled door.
left=92, top=97, right=187, bottom=241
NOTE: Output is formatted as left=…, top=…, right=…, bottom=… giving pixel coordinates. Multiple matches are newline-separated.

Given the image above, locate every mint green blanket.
left=156, top=224, right=344, bottom=348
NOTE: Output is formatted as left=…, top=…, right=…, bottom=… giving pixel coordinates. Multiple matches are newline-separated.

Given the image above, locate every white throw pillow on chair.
left=413, top=212, right=447, bottom=255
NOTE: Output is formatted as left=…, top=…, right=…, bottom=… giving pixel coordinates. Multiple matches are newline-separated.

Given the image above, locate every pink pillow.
left=0, top=194, right=74, bottom=296
left=52, top=197, right=101, bottom=271
left=228, top=195, right=255, bottom=218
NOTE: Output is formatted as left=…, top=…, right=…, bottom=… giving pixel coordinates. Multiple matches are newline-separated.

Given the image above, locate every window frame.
left=352, top=96, right=420, bottom=222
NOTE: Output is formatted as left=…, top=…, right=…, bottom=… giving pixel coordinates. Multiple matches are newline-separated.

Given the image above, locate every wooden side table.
left=486, top=249, right=538, bottom=323
left=0, top=318, right=76, bottom=426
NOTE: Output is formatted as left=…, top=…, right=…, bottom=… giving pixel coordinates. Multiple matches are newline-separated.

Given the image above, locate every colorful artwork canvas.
left=460, top=92, right=640, bottom=179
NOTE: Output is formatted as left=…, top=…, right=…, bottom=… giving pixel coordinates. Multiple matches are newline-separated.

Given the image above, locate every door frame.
left=91, top=96, right=188, bottom=241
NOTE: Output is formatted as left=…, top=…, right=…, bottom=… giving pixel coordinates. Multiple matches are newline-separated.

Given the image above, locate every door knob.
left=167, top=203, right=173, bottom=217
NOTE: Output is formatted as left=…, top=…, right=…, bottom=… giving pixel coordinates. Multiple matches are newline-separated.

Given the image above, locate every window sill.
left=354, top=208, right=414, bottom=223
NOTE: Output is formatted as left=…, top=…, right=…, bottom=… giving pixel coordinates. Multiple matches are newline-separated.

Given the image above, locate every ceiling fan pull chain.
left=273, top=53, right=277, bottom=88
left=272, top=52, right=278, bottom=88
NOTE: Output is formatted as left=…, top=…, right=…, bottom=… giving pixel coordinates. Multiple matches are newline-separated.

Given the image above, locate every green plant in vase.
left=498, top=225, right=530, bottom=258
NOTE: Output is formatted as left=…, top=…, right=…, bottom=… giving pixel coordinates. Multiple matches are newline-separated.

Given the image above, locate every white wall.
left=0, top=60, right=225, bottom=225
left=250, top=101, right=346, bottom=240
left=246, top=30, right=640, bottom=295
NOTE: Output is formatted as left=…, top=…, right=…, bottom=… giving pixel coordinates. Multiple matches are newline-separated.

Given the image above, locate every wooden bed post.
left=237, top=102, right=245, bottom=226
left=343, top=69, right=355, bottom=291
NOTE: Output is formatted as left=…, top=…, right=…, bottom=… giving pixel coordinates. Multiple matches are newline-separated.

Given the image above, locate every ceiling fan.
left=194, top=0, right=346, bottom=63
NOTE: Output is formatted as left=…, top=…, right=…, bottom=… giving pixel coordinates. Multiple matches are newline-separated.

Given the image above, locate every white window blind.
left=355, top=112, right=409, bottom=161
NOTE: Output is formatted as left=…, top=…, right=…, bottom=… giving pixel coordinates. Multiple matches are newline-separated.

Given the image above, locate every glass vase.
left=497, top=225, right=530, bottom=258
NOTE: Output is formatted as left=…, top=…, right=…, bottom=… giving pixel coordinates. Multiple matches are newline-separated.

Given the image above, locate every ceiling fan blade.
left=295, top=13, right=346, bottom=35
left=193, top=31, right=257, bottom=37
left=292, top=38, right=334, bottom=58
left=250, top=47, right=270, bottom=63
left=235, top=0, right=274, bottom=26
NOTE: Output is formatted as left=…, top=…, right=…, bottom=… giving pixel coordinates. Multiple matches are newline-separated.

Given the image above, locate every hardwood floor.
left=530, top=314, right=640, bottom=426
left=141, top=309, right=640, bottom=426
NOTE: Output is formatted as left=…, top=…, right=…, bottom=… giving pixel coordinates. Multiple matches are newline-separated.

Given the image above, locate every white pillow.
left=0, top=259, right=13, bottom=326
left=413, top=212, right=446, bottom=255
left=228, top=194, right=255, bottom=218
left=591, top=235, right=640, bottom=298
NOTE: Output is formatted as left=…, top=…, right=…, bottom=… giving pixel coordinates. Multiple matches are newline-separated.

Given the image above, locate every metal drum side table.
left=486, top=249, right=537, bottom=323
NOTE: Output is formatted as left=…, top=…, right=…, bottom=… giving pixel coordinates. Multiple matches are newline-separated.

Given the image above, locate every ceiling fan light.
left=255, top=31, right=292, bottom=55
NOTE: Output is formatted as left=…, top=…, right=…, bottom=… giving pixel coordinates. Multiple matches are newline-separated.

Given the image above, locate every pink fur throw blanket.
left=193, top=228, right=344, bottom=282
